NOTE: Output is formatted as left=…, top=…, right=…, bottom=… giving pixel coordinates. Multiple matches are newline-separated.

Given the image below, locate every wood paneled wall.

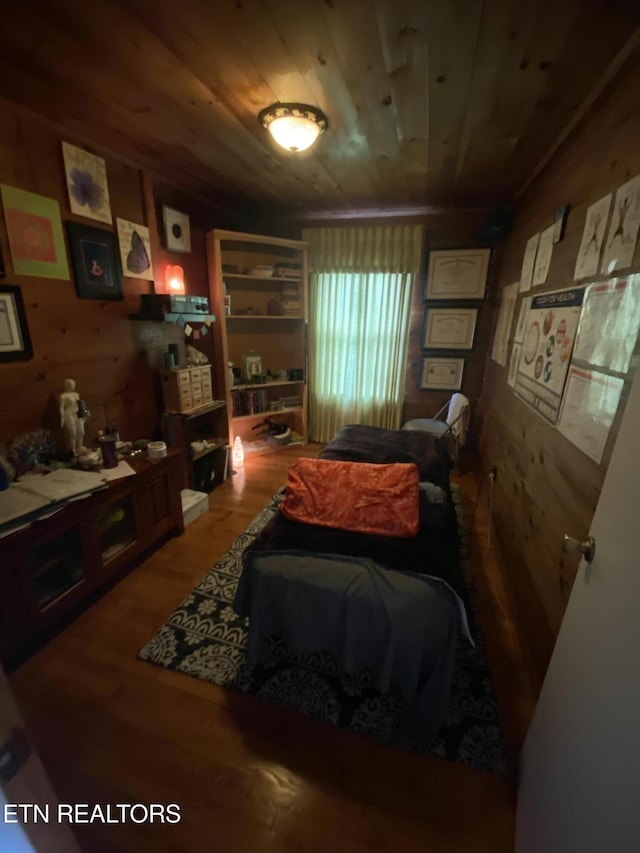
left=478, top=47, right=640, bottom=693
left=0, top=99, right=221, bottom=451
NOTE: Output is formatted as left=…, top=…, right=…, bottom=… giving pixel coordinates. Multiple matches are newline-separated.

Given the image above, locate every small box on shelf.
left=160, top=366, right=213, bottom=413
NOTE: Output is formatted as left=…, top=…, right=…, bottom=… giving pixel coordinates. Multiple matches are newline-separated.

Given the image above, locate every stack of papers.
left=0, top=469, right=109, bottom=537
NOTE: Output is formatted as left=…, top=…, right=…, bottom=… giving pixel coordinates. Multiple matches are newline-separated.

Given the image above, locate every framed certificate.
left=422, top=307, right=478, bottom=350
left=424, top=248, right=490, bottom=300
left=419, top=356, right=464, bottom=390
left=0, top=284, right=33, bottom=362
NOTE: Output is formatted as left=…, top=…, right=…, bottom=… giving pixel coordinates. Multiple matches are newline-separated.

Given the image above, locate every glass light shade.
left=165, top=264, right=185, bottom=294
left=268, top=115, right=321, bottom=152
left=259, top=103, right=328, bottom=153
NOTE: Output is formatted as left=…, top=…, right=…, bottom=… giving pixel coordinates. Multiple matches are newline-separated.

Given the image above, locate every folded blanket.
left=281, top=458, right=419, bottom=538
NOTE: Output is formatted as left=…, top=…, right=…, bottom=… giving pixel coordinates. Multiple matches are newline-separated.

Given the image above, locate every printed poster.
left=574, top=194, right=612, bottom=280
left=514, top=287, right=584, bottom=424
left=600, top=175, right=640, bottom=274
left=572, top=275, right=640, bottom=374
left=62, top=141, right=112, bottom=224
left=532, top=224, right=555, bottom=286
left=491, top=282, right=519, bottom=367
left=557, top=366, right=624, bottom=463
left=0, top=184, right=69, bottom=279
left=514, top=296, right=532, bottom=343
left=508, top=343, right=521, bottom=388
left=519, top=234, right=539, bottom=292
left=116, top=218, right=154, bottom=280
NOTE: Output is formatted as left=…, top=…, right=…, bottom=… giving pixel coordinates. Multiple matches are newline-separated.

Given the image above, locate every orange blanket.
left=280, top=458, right=419, bottom=538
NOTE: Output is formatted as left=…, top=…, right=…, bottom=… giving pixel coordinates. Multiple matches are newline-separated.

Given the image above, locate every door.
left=515, top=367, right=640, bottom=852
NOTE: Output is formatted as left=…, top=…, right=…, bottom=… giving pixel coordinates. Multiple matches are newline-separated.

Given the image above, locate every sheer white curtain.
left=303, top=225, right=423, bottom=442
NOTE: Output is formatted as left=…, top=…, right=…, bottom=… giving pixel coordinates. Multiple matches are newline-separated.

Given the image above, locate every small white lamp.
left=232, top=435, right=244, bottom=469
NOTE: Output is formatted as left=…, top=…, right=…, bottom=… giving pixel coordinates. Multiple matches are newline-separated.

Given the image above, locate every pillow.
left=281, top=458, right=419, bottom=538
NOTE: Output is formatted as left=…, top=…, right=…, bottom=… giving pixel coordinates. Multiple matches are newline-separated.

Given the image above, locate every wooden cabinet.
left=161, top=401, right=229, bottom=492
left=207, top=229, right=308, bottom=455
left=0, top=451, right=184, bottom=668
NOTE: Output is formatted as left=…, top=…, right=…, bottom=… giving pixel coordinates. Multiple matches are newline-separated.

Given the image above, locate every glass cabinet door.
left=95, top=495, right=136, bottom=565
left=28, top=528, right=85, bottom=611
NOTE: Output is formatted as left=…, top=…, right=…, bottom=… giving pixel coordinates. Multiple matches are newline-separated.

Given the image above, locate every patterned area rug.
left=139, top=486, right=506, bottom=773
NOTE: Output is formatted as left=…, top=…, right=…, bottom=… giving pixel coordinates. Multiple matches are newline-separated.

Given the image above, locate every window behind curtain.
left=308, top=269, right=414, bottom=442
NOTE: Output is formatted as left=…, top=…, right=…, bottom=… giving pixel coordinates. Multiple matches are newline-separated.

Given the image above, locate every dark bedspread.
left=319, top=424, right=451, bottom=491
left=244, top=424, right=465, bottom=603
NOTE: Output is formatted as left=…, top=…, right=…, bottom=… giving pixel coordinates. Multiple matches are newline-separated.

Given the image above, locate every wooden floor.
left=9, top=445, right=537, bottom=852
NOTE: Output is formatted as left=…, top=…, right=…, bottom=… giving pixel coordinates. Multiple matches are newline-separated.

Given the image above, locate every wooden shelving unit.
left=206, top=229, right=308, bottom=455
left=161, top=401, right=229, bottom=492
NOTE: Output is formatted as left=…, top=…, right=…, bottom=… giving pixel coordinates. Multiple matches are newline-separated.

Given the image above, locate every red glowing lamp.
left=164, top=264, right=185, bottom=295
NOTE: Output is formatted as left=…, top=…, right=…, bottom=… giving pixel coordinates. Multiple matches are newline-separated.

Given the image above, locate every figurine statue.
left=59, top=378, right=89, bottom=456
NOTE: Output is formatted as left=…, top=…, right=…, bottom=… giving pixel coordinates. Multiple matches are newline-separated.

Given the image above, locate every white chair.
left=403, top=393, right=470, bottom=468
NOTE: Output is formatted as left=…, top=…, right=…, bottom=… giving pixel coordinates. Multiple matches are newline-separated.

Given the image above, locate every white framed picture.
left=163, top=206, right=191, bottom=253
left=424, top=248, right=490, bottom=300
left=422, top=307, right=478, bottom=350
left=419, top=356, right=464, bottom=390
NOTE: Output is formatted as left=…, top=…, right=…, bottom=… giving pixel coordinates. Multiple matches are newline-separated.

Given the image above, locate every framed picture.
left=162, top=206, right=191, bottom=253
left=419, top=356, right=464, bottom=390
left=424, top=248, right=490, bottom=300
left=62, top=141, right=112, bottom=224
left=1, top=184, right=69, bottom=280
left=422, top=307, right=478, bottom=350
left=66, top=222, right=123, bottom=300
left=0, top=284, right=33, bottom=362
left=116, top=217, right=154, bottom=280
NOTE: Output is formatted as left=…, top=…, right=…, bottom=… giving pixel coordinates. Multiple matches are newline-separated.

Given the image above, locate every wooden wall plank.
left=0, top=99, right=223, bottom=448
left=477, top=44, right=640, bottom=692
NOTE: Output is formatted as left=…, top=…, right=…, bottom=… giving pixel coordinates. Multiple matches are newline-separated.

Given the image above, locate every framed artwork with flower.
left=0, top=184, right=69, bottom=280
left=62, top=141, right=112, bottom=224
left=67, top=222, right=123, bottom=300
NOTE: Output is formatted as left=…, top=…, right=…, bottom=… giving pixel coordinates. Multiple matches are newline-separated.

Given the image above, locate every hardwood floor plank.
left=8, top=444, right=527, bottom=852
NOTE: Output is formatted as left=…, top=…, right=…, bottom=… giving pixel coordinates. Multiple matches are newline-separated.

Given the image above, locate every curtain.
left=303, top=225, right=423, bottom=442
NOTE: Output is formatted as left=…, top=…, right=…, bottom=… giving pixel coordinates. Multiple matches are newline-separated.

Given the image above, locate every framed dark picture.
left=66, top=221, right=123, bottom=300
left=0, top=284, right=33, bottom=362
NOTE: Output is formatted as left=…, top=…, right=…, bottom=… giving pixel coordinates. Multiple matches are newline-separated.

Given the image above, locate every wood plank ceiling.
left=0, top=0, right=638, bottom=217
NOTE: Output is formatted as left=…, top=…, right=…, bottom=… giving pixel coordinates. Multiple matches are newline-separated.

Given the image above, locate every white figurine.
left=59, top=378, right=89, bottom=456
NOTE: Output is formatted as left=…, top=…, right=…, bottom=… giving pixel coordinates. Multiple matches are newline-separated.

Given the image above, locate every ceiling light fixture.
left=258, top=103, right=328, bottom=153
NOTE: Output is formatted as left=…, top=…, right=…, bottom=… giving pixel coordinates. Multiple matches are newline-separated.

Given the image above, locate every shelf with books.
left=232, top=406, right=304, bottom=423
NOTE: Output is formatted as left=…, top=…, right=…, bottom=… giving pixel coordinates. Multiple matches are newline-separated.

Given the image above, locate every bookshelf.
left=206, top=229, right=308, bottom=455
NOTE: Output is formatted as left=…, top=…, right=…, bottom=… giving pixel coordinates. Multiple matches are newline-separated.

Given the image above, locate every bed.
left=233, top=424, right=471, bottom=744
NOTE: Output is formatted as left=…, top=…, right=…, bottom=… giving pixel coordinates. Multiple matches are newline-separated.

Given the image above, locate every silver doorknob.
left=563, top=534, right=596, bottom=563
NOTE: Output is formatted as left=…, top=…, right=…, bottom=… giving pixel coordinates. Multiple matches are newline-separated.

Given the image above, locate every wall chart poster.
left=519, top=233, right=539, bottom=293
left=574, top=194, right=612, bottom=280
left=572, top=275, right=640, bottom=374
left=600, top=175, right=640, bottom=274
left=557, top=366, right=624, bottom=464
left=491, top=281, right=519, bottom=366
left=514, top=287, right=584, bottom=424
